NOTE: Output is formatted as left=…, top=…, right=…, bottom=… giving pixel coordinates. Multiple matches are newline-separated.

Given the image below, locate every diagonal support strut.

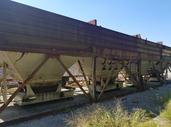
left=56, top=57, right=90, bottom=98
left=77, top=60, right=90, bottom=91
left=97, top=68, right=114, bottom=100
left=0, top=55, right=49, bottom=113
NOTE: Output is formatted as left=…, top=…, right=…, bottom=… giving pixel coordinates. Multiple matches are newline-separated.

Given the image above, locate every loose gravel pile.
left=7, top=84, right=171, bottom=127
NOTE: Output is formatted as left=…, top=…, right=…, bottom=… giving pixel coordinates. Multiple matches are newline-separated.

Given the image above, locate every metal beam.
left=91, top=56, right=97, bottom=101
left=97, top=68, right=114, bottom=100
left=77, top=60, right=90, bottom=91
left=0, top=55, right=49, bottom=113
left=56, top=57, right=90, bottom=98
left=137, top=60, right=144, bottom=89
left=0, top=0, right=165, bottom=61
left=97, top=62, right=124, bottom=100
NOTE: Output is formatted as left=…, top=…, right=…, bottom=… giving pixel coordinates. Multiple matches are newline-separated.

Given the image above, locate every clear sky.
left=13, top=0, right=171, bottom=46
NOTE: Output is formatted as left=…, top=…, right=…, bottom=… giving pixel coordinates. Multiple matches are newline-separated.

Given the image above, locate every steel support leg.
left=91, top=56, right=97, bottom=101
left=137, top=60, right=144, bottom=90
left=1, top=81, right=8, bottom=103
left=0, top=55, right=49, bottom=113
left=0, top=63, right=8, bottom=103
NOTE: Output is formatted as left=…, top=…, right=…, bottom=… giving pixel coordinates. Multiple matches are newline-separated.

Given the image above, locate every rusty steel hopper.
left=0, top=51, right=76, bottom=105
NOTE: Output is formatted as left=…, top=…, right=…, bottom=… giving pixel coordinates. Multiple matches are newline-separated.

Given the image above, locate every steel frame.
left=0, top=55, right=171, bottom=113
left=0, top=55, right=49, bottom=113
left=97, top=61, right=124, bottom=100
left=91, top=56, right=97, bottom=101
left=77, top=60, right=90, bottom=91
left=97, top=67, right=114, bottom=100
left=0, top=0, right=171, bottom=113
left=56, top=56, right=91, bottom=99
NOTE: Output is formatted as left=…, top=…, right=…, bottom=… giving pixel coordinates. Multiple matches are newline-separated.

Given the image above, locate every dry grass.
left=160, top=100, right=171, bottom=121
left=66, top=88, right=171, bottom=127
left=67, top=102, right=156, bottom=127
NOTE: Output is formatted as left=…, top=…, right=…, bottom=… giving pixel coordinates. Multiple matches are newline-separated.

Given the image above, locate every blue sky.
left=13, top=0, right=171, bottom=46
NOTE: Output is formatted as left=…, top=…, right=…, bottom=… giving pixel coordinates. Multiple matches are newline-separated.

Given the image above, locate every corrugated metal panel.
left=0, top=0, right=164, bottom=60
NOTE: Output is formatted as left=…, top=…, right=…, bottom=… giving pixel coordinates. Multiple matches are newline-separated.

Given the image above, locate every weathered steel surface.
left=88, top=19, right=97, bottom=25
left=0, top=0, right=164, bottom=60
left=0, top=51, right=77, bottom=82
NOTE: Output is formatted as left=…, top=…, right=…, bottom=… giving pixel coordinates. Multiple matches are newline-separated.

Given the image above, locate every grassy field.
left=67, top=90, right=171, bottom=127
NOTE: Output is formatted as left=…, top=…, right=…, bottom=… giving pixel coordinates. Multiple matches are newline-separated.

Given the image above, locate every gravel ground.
left=6, top=84, right=171, bottom=127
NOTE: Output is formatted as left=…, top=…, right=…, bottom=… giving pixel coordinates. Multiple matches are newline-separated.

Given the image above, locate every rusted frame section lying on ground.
left=56, top=56, right=91, bottom=99
left=0, top=55, right=49, bottom=113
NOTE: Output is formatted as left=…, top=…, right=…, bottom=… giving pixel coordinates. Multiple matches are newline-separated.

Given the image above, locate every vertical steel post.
left=137, top=59, right=144, bottom=90
left=160, top=47, right=164, bottom=85
left=0, top=63, right=8, bottom=103
left=91, top=56, right=97, bottom=101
